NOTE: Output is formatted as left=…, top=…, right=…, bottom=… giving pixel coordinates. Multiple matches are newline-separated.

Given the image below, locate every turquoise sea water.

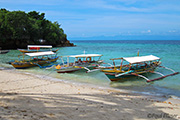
left=0, top=40, right=180, bottom=98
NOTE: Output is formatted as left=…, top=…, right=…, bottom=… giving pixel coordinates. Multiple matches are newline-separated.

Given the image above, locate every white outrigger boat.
left=101, top=55, right=179, bottom=82
left=56, top=53, right=103, bottom=73
left=18, top=45, right=59, bottom=53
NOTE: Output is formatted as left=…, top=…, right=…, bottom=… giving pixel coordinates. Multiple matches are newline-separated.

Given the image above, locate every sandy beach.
left=0, top=69, right=180, bottom=120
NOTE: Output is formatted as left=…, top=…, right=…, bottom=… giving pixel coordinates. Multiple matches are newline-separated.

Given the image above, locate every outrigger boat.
left=0, top=50, right=9, bottom=54
left=11, top=51, right=59, bottom=69
left=56, top=54, right=103, bottom=73
left=18, top=45, right=59, bottom=53
left=101, top=55, right=179, bottom=82
left=0, top=47, right=9, bottom=54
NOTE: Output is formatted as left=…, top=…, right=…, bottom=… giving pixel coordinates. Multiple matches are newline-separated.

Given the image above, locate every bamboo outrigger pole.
left=147, top=72, right=179, bottom=82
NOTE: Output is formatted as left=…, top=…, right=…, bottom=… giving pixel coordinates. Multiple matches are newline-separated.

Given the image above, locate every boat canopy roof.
left=123, top=55, right=160, bottom=64
left=27, top=45, right=52, bottom=48
left=25, top=51, right=55, bottom=57
left=68, top=54, right=102, bottom=58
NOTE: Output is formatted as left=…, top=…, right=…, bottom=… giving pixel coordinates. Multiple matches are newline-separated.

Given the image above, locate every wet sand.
left=0, top=70, right=180, bottom=120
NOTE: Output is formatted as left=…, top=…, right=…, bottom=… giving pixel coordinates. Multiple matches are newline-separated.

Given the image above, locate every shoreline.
left=0, top=66, right=180, bottom=99
left=20, top=68, right=180, bottom=101
left=0, top=69, right=180, bottom=120
left=1, top=68, right=180, bottom=101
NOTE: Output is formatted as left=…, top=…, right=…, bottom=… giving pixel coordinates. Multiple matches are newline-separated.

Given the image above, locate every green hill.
left=0, top=9, right=74, bottom=50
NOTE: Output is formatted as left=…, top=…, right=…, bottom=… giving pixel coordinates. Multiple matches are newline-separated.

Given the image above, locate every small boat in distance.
left=56, top=53, right=103, bottom=73
left=18, top=45, right=59, bottom=53
left=0, top=47, right=10, bottom=54
left=101, top=55, right=179, bottom=82
left=0, top=50, right=9, bottom=54
left=11, top=51, right=59, bottom=69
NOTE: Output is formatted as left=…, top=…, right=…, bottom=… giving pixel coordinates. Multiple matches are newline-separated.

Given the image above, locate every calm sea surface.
left=0, top=40, right=180, bottom=98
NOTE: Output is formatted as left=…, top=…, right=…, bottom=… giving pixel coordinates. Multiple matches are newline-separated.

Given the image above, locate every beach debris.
left=3, top=106, right=9, bottom=109
left=48, top=113, right=55, bottom=117
left=21, top=110, right=27, bottom=112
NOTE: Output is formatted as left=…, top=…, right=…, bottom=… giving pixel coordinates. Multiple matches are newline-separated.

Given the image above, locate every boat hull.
left=57, top=67, right=80, bottom=73
left=56, top=63, right=99, bottom=73
left=12, top=57, right=58, bottom=69
left=0, top=50, right=9, bottom=54
left=105, top=72, right=143, bottom=81
left=103, top=66, right=157, bottom=82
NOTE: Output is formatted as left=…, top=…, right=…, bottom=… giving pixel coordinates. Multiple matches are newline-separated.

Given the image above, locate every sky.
left=1, top=0, right=180, bottom=40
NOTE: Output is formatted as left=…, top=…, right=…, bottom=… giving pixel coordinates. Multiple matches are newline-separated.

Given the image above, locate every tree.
left=0, top=9, right=10, bottom=44
left=28, top=11, right=45, bottom=20
left=0, top=9, right=72, bottom=49
left=5, top=11, right=29, bottom=46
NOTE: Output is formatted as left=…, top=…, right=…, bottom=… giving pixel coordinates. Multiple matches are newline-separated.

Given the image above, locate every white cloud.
left=168, top=30, right=176, bottom=33
left=147, top=30, right=151, bottom=33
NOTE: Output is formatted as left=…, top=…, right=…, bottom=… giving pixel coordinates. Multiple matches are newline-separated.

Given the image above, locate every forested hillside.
left=0, top=9, right=74, bottom=49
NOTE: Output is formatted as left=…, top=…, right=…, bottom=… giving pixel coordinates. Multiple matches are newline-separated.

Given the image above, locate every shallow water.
left=0, top=40, right=180, bottom=98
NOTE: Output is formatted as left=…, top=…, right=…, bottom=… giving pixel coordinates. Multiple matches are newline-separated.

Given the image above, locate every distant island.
left=0, top=9, right=75, bottom=50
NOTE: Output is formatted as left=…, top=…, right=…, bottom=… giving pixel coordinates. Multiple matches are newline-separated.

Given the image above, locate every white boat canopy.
left=68, top=54, right=103, bottom=58
left=25, top=51, right=55, bottom=57
left=27, top=45, right=52, bottom=48
left=123, top=55, right=160, bottom=64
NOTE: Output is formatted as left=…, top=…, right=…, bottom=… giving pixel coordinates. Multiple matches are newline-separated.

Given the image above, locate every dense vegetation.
left=0, top=9, right=74, bottom=49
